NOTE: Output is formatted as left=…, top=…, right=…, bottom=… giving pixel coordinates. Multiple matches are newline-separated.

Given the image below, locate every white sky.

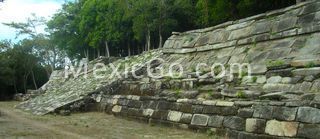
left=0, top=0, right=66, bottom=42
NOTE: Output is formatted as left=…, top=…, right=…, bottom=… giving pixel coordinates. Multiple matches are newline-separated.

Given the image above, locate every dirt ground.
left=0, top=101, right=217, bottom=139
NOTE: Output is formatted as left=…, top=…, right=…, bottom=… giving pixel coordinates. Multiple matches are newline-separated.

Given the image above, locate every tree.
left=4, top=14, right=65, bottom=78
left=130, top=0, right=158, bottom=51
left=47, top=1, right=87, bottom=59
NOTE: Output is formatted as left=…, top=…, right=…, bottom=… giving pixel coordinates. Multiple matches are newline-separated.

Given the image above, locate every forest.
left=0, top=0, right=296, bottom=100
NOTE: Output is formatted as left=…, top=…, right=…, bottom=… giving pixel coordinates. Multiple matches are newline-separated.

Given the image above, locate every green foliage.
left=174, top=89, right=182, bottom=97
left=240, top=71, right=248, bottom=78
left=46, top=0, right=295, bottom=59
left=236, top=91, right=246, bottom=98
left=306, top=62, right=316, bottom=68
left=252, top=76, right=258, bottom=83
left=266, top=60, right=285, bottom=67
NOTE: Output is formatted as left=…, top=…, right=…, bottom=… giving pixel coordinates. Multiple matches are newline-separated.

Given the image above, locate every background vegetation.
left=0, top=0, right=295, bottom=100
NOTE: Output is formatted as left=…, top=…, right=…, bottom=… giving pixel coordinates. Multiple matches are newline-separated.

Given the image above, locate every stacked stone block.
left=101, top=95, right=320, bottom=138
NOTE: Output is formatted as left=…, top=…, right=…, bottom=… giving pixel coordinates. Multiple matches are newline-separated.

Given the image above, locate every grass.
left=306, top=62, right=316, bottom=68
left=240, top=71, right=248, bottom=78
left=243, top=47, right=250, bottom=53
left=266, top=59, right=285, bottom=67
left=236, top=91, right=246, bottom=98
left=252, top=76, right=258, bottom=83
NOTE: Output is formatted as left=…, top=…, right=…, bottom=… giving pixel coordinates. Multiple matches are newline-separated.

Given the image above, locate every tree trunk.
left=105, top=41, right=110, bottom=57
left=13, top=75, right=18, bottom=94
left=93, top=49, right=96, bottom=59
left=97, top=47, right=101, bottom=57
left=159, top=0, right=164, bottom=48
left=204, top=0, right=209, bottom=27
left=84, top=49, right=89, bottom=59
left=296, top=0, right=307, bottom=4
left=127, top=41, right=131, bottom=56
left=23, top=74, right=27, bottom=93
left=31, top=70, right=38, bottom=90
left=159, top=30, right=163, bottom=48
left=147, top=29, right=151, bottom=51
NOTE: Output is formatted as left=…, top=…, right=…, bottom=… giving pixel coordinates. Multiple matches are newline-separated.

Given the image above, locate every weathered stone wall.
left=16, top=1, right=320, bottom=138
left=98, top=1, right=320, bottom=138
left=163, top=0, right=320, bottom=74
left=102, top=94, right=320, bottom=139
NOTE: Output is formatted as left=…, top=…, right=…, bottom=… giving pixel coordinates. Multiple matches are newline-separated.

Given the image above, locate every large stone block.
left=151, top=110, right=168, bottom=120
left=253, top=105, right=274, bottom=119
left=112, top=105, right=122, bottom=113
left=216, top=101, right=235, bottom=107
left=191, top=105, right=203, bottom=113
left=142, top=101, right=158, bottom=109
left=180, top=113, right=193, bottom=124
left=238, top=108, right=254, bottom=118
left=298, top=13, right=316, bottom=27
left=228, top=26, right=253, bottom=40
left=267, top=76, right=282, bottom=84
left=311, top=80, right=320, bottom=92
left=208, top=115, right=224, bottom=128
left=203, top=106, right=220, bottom=114
left=167, top=111, right=183, bottom=122
left=292, top=67, right=320, bottom=76
left=220, top=106, right=238, bottom=116
left=252, top=21, right=272, bottom=35
left=297, top=123, right=320, bottom=139
left=179, top=103, right=193, bottom=113
left=272, top=17, right=298, bottom=33
left=127, top=100, right=142, bottom=108
left=272, top=107, right=298, bottom=121
left=142, top=109, right=154, bottom=117
left=156, top=101, right=170, bottom=110
left=223, top=116, right=245, bottom=131
left=245, top=118, right=266, bottom=134
left=196, top=29, right=229, bottom=46
left=265, top=120, right=298, bottom=137
left=191, top=114, right=209, bottom=126
left=297, top=107, right=320, bottom=124
left=263, top=84, right=293, bottom=92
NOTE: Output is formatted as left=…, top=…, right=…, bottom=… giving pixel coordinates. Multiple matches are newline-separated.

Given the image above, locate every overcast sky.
left=0, top=0, right=67, bottom=42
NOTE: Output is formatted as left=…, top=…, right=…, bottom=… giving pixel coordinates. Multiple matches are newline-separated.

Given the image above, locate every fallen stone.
left=59, top=110, right=71, bottom=116
left=265, top=120, right=298, bottom=137
left=191, top=114, right=209, bottom=126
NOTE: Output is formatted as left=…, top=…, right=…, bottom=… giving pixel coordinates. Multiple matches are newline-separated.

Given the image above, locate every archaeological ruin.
left=16, top=0, right=320, bottom=138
